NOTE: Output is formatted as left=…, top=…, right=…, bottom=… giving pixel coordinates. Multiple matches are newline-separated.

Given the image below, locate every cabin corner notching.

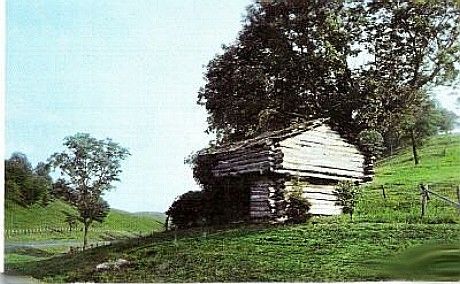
left=198, top=118, right=374, bottom=222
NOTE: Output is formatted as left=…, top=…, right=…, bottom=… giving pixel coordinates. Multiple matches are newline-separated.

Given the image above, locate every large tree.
left=199, top=0, right=360, bottom=143
left=197, top=0, right=460, bottom=148
left=49, top=133, right=130, bottom=249
left=352, top=0, right=460, bottom=159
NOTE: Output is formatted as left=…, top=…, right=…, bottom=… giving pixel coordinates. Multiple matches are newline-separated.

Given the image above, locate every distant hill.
left=5, top=199, right=165, bottom=241
left=132, top=211, right=167, bottom=223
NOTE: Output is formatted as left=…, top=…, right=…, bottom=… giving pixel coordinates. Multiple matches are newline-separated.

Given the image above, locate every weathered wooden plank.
left=280, top=135, right=360, bottom=154
left=280, top=149, right=364, bottom=168
left=250, top=207, right=271, bottom=212
left=294, top=127, right=359, bottom=147
left=212, top=162, right=274, bottom=176
left=275, top=168, right=362, bottom=182
left=213, top=167, right=272, bottom=177
left=280, top=146, right=364, bottom=165
left=302, top=192, right=337, bottom=201
left=214, top=157, right=281, bottom=171
left=284, top=183, right=337, bottom=192
left=250, top=212, right=271, bottom=217
left=281, top=161, right=364, bottom=178
left=279, top=144, right=364, bottom=161
left=219, top=149, right=283, bottom=163
left=250, top=196, right=269, bottom=201
left=250, top=207, right=270, bottom=212
left=282, top=159, right=364, bottom=175
left=305, top=199, right=338, bottom=206
left=214, top=161, right=275, bottom=172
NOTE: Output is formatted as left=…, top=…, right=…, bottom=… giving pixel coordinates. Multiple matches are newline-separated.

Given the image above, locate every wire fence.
left=362, top=182, right=459, bottom=219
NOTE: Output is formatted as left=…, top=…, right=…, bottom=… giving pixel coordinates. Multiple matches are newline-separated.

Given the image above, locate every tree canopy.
left=49, top=133, right=130, bottom=248
left=5, top=152, right=52, bottom=206
left=197, top=0, right=460, bottom=149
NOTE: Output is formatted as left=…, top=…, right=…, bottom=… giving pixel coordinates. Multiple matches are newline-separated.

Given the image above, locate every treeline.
left=5, top=152, right=53, bottom=206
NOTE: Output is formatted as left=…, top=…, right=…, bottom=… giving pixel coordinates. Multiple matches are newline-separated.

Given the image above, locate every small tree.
left=49, top=133, right=130, bottom=249
left=357, top=129, right=384, bottom=158
left=334, top=181, right=359, bottom=221
left=285, top=180, right=311, bottom=224
left=63, top=211, right=78, bottom=232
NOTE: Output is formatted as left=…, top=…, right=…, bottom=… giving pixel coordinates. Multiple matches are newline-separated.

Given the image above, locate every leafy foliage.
left=4, top=152, right=52, bottom=206
left=357, top=129, right=385, bottom=158
left=166, top=191, right=206, bottom=229
left=285, top=192, right=311, bottom=224
left=198, top=0, right=360, bottom=143
left=334, top=181, right=359, bottom=220
left=197, top=0, right=460, bottom=150
left=48, top=133, right=130, bottom=248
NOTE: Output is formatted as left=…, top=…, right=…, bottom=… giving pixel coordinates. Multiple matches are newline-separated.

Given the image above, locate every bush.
left=166, top=191, right=207, bottom=229
left=285, top=188, right=311, bottom=224
left=334, top=181, right=359, bottom=221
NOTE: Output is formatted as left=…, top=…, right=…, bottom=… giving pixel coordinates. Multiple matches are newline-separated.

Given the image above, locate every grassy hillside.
left=6, top=134, right=460, bottom=282
left=7, top=223, right=460, bottom=282
left=5, top=199, right=164, bottom=241
left=355, top=134, right=460, bottom=224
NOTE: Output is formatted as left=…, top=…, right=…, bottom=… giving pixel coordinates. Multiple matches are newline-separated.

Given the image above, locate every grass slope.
left=6, top=134, right=460, bottom=282
left=5, top=199, right=164, bottom=241
left=356, top=134, right=460, bottom=224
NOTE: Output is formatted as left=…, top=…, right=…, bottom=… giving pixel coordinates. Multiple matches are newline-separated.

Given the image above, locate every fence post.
left=457, top=185, right=460, bottom=205
left=381, top=185, right=386, bottom=199
left=420, top=184, right=428, bottom=217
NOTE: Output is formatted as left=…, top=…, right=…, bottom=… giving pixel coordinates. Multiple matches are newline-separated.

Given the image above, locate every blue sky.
left=7, top=0, right=252, bottom=212
left=6, top=1, right=459, bottom=213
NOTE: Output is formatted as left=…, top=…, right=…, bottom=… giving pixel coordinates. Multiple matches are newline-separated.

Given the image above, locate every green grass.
left=375, top=134, right=460, bottom=185
left=5, top=199, right=165, bottom=242
left=6, top=222, right=460, bottom=282
left=355, top=134, right=460, bottom=224
left=5, top=134, right=460, bottom=282
left=4, top=198, right=165, bottom=264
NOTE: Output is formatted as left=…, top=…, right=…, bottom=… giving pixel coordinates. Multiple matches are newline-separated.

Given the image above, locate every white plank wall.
left=285, top=183, right=342, bottom=216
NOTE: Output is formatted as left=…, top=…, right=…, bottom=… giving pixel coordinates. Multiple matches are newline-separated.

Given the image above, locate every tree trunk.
left=411, top=129, right=419, bottom=165
left=83, top=222, right=89, bottom=250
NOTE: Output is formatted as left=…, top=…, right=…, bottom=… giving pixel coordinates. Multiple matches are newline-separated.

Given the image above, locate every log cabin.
left=196, top=118, right=374, bottom=223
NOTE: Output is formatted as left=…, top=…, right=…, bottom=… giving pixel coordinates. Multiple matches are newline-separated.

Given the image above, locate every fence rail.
left=5, top=227, right=142, bottom=236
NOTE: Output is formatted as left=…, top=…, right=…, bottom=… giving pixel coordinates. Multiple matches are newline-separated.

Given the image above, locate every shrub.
left=285, top=186, right=311, bottom=224
left=334, top=181, right=359, bottom=221
left=166, top=191, right=207, bottom=229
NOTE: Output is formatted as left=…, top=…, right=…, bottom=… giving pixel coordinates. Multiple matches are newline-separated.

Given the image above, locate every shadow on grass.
left=381, top=242, right=460, bottom=281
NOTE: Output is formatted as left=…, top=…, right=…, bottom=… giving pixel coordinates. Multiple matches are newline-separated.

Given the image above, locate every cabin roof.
left=199, top=118, right=329, bottom=156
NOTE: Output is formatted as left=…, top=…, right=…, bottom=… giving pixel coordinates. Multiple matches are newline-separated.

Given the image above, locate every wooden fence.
left=419, top=183, right=460, bottom=217
left=5, top=227, right=138, bottom=238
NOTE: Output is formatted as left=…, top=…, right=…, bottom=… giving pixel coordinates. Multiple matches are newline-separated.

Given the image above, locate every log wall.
left=275, top=125, right=366, bottom=182
left=249, top=177, right=287, bottom=222
left=284, top=180, right=342, bottom=216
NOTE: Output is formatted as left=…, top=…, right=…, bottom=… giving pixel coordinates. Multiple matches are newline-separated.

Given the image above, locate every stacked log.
left=211, top=144, right=284, bottom=177
left=275, top=125, right=366, bottom=182
left=198, top=119, right=373, bottom=221
left=249, top=180, right=271, bottom=219
left=249, top=177, right=287, bottom=221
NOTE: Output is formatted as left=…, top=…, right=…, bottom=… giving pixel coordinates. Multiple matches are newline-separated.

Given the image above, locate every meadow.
left=5, top=134, right=460, bottom=282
